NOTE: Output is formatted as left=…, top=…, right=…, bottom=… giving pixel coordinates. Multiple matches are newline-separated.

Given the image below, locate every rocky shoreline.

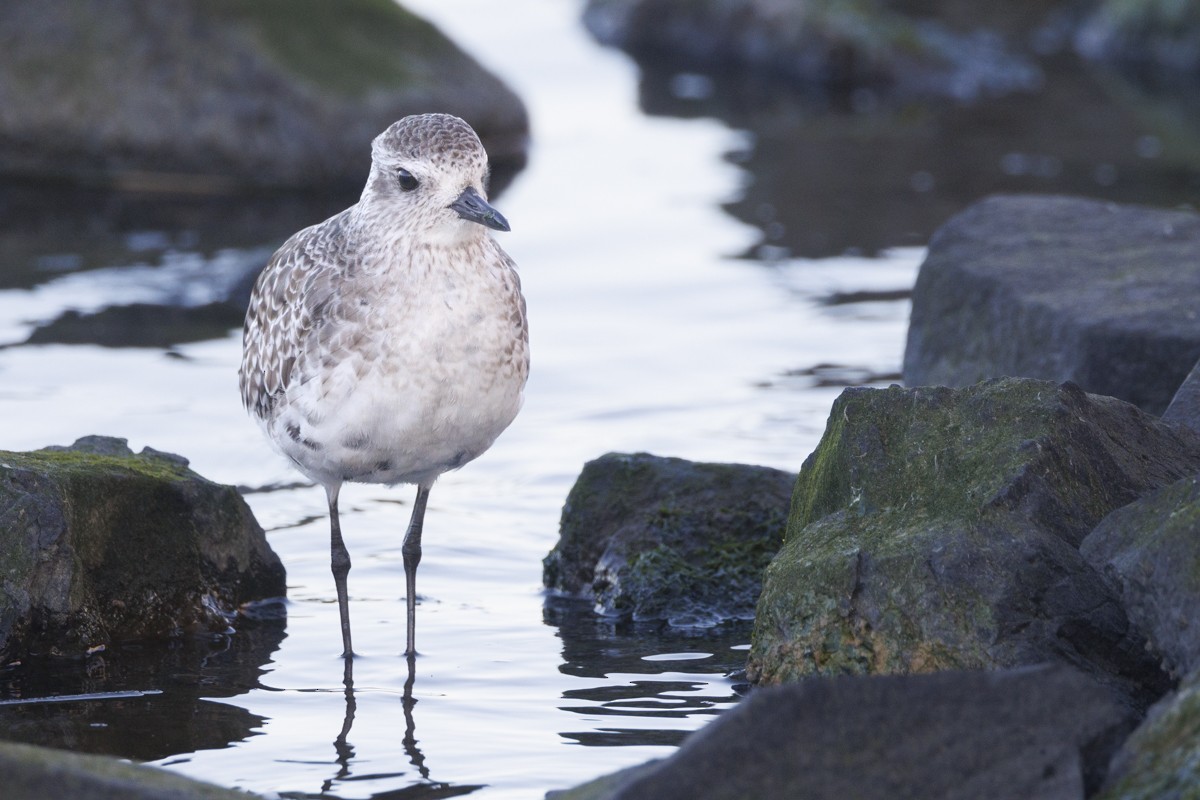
left=548, top=195, right=1200, bottom=799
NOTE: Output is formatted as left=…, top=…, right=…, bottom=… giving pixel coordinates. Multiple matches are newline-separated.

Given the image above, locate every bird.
left=239, top=113, right=529, bottom=659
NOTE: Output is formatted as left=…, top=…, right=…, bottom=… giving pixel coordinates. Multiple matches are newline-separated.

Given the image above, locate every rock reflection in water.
left=0, top=614, right=284, bottom=762
left=630, top=55, right=1200, bottom=259
left=545, top=596, right=748, bottom=750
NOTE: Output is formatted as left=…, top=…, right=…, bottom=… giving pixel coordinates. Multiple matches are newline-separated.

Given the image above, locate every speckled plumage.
left=239, top=113, right=528, bottom=658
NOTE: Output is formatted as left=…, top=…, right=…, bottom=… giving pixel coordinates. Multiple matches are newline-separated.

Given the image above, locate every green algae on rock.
left=544, top=452, right=794, bottom=627
left=1099, top=666, right=1200, bottom=800
left=0, top=436, right=285, bottom=660
left=0, top=0, right=528, bottom=190
left=747, top=379, right=1200, bottom=710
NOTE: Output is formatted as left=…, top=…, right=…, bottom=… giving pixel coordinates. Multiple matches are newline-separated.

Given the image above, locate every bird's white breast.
left=267, top=240, right=527, bottom=488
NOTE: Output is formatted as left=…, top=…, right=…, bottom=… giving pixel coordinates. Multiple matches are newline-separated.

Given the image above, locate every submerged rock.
left=746, top=378, right=1200, bottom=710
left=903, top=195, right=1200, bottom=416
left=544, top=452, right=794, bottom=628
left=0, top=436, right=285, bottom=659
left=550, top=665, right=1133, bottom=800
left=1083, top=473, right=1200, bottom=679
left=0, top=0, right=528, bottom=190
left=1098, top=666, right=1200, bottom=800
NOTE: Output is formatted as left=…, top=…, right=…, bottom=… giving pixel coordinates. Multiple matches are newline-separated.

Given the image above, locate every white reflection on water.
left=0, top=1, right=919, bottom=797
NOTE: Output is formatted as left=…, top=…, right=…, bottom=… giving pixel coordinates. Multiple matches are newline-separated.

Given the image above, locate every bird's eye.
left=397, top=168, right=419, bottom=192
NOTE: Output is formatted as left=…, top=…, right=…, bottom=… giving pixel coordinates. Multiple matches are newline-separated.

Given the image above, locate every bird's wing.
left=239, top=212, right=351, bottom=421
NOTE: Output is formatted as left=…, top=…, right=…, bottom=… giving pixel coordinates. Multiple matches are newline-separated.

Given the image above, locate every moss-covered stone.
left=0, top=436, right=285, bottom=660
left=544, top=452, right=794, bottom=627
left=0, top=738, right=261, bottom=799
left=748, top=379, right=1200, bottom=710
left=1084, top=473, right=1200, bottom=678
left=1099, top=666, right=1200, bottom=799
left=0, top=0, right=528, bottom=190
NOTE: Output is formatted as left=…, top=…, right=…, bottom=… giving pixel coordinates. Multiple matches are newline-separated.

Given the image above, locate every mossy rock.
left=544, top=452, right=794, bottom=627
left=748, top=378, right=1200, bottom=711
left=0, top=0, right=528, bottom=190
left=1099, top=666, right=1200, bottom=799
left=0, top=436, right=285, bottom=660
left=0, top=738, right=261, bottom=799
left=1084, top=473, right=1200, bottom=679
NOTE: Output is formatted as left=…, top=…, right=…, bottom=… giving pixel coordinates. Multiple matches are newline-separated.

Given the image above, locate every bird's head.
left=364, top=113, right=510, bottom=244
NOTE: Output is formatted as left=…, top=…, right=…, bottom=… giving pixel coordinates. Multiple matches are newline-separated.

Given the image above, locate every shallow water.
left=0, top=1, right=1193, bottom=798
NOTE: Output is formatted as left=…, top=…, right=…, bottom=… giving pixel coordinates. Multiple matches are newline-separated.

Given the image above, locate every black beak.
left=449, top=186, right=510, bottom=232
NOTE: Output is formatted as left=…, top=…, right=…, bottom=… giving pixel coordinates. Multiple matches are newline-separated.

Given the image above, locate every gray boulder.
left=746, top=379, right=1200, bottom=711
left=550, top=665, right=1134, bottom=800
left=0, top=0, right=528, bottom=190
left=1083, top=473, right=1200, bottom=679
left=0, top=436, right=285, bottom=659
left=903, top=195, right=1200, bottom=416
left=543, top=452, right=794, bottom=627
left=1098, top=665, right=1200, bottom=800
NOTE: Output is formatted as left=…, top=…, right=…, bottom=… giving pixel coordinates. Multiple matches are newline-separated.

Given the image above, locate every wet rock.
left=0, top=739, right=262, bottom=800
left=0, top=0, right=528, bottom=190
left=1162, top=358, right=1200, bottom=433
left=1077, top=0, right=1200, bottom=80
left=1083, top=473, right=1200, bottom=679
left=25, top=303, right=246, bottom=349
left=582, top=0, right=1040, bottom=101
left=746, top=378, right=1200, bottom=711
left=903, top=195, right=1200, bottom=416
left=543, top=452, right=794, bottom=628
left=550, top=664, right=1134, bottom=800
left=0, top=436, right=286, bottom=660
left=1098, top=665, right=1200, bottom=800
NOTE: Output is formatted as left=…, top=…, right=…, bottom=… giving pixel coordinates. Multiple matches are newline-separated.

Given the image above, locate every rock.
left=543, top=452, right=794, bottom=628
left=582, top=0, right=1041, bottom=101
left=0, top=436, right=286, bottom=659
left=1098, top=665, right=1200, bottom=800
left=1162, top=358, right=1200, bottom=433
left=746, top=378, right=1200, bottom=711
left=0, top=739, right=261, bottom=799
left=1077, top=0, right=1200, bottom=80
left=903, top=195, right=1200, bottom=416
left=1083, top=473, right=1200, bottom=679
left=24, top=303, right=248, bottom=349
left=549, top=665, right=1135, bottom=800
left=0, top=0, right=528, bottom=190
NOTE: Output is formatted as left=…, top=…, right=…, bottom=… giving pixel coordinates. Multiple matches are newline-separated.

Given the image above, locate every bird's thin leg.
left=327, top=483, right=354, bottom=659
left=402, top=485, right=431, bottom=657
